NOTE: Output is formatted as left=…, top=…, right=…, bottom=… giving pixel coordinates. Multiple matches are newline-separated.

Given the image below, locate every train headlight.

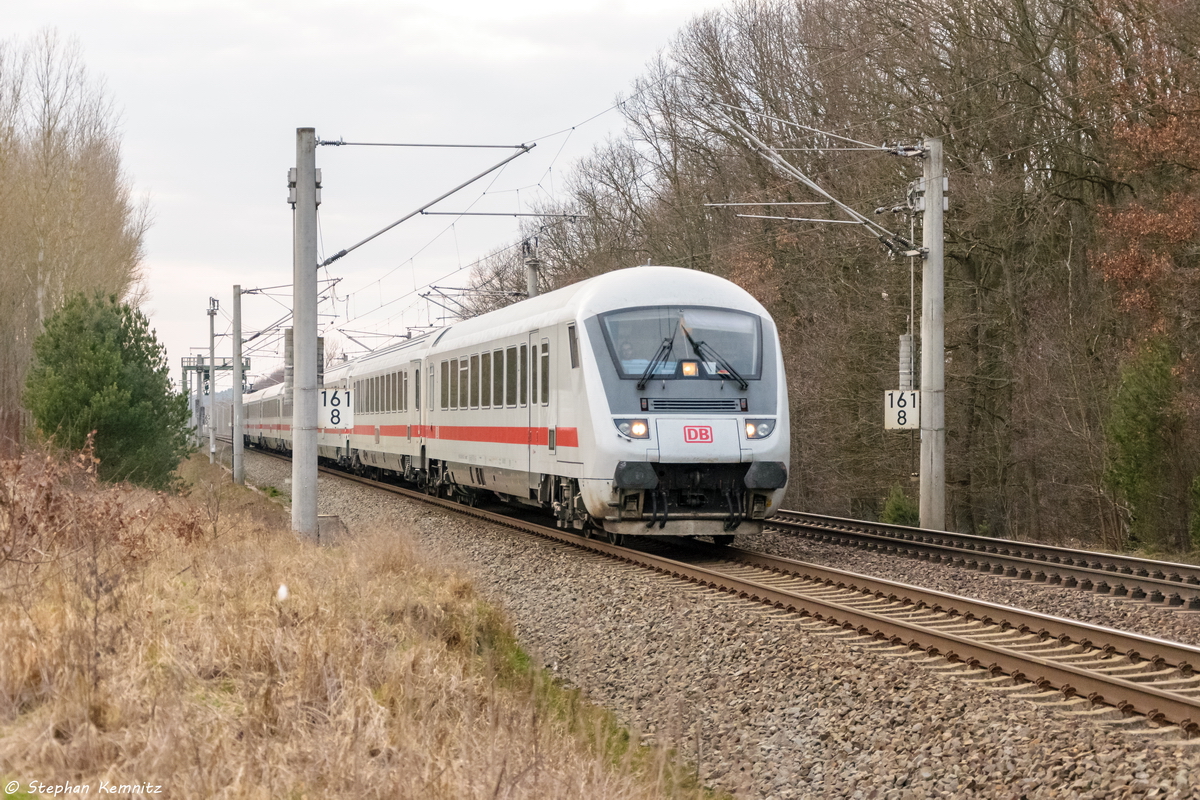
left=681, top=361, right=699, bottom=377
left=744, top=419, right=775, bottom=439
left=615, top=418, right=650, bottom=439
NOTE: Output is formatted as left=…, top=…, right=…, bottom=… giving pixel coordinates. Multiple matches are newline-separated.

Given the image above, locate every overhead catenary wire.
left=332, top=69, right=703, bottom=326
left=709, top=100, right=891, bottom=151
left=736, top=214, right=864, bottom=224
left=318, top=144, right=536, bottom=269
left=705, top=202, right=829, bottom=207
left=715, top=109, right=916, bottom=254
left=419, top=211, right=585, bottom=218
left=318, top=139, right=530, bottom=149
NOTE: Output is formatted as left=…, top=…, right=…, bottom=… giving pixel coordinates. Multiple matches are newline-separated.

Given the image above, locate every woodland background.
left=465, top=0, right=1200, bottom=552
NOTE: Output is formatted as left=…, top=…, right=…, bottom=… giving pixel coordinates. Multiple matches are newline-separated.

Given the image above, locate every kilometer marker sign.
left=884, top=390, right=919, bottom=430
left=320, top=389, right=353, bottom=429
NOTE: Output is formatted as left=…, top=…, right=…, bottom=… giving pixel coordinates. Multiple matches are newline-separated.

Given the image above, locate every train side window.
left=440, top=361, right=450, bottom=410
left=458, top=359, right=469, bottom=411
left=519, top=344, right=528, bottom=407
left=568, top=324, right=579, bottom=369
left=541, top=341, right=550, bottom=404
left=494, top=349, right=505, bottom=406
left=505, top=347, right=518, bottom=406
left=469, top=354, right=480, bottom=408
left=389, top=372, right=396, bottom=412
left=353, top=381, right=359, bottom=413
left=403, top=371, right=409, bottom=411
left=480, top=352, right=491, bottom=408
left=449, top=359, right=459, bottom=409
left=529, top=341, right=538, bottom=409
left=414, top=368, right=420, bottom=412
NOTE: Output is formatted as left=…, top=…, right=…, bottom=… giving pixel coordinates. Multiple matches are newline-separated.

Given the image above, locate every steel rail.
left=772, top=510, right=1200, bottom=609
left=717, top=545, right=1200, bottom=672
left=240, top=447, right=1200, bottom=735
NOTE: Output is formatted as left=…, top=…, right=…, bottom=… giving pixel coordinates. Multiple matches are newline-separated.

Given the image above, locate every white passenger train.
left=242, top=266, right=789, bottom=543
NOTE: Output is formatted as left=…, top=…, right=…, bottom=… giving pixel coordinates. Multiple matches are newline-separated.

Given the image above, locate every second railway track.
left=771, top=510, right=1200, bottom=610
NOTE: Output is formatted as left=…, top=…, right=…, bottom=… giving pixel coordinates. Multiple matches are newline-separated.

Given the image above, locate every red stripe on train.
left=253, top=422, right=578, bottom=448
left=340, top=424, right=579, bottom=447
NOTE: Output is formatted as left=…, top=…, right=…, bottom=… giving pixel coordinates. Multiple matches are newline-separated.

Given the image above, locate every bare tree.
left=0, top=30, right=147, bottom=456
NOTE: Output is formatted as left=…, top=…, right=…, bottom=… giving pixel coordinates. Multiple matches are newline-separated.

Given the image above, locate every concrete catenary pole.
left=525, top=255, right=540, bottom=300
left=919, top=138, right=946, bottom=530
left=232, top=285, right=244, bottom=485
left=207, top=297, right=218, bottom=464
left=292, top=128, right=319, bottom=536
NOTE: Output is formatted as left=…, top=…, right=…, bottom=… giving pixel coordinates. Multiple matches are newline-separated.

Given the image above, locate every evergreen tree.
left=24, top=293, right=193, bottom=489
left=880, top=484, right=920, bottom=528
left=1103, top=338, right=1190, bottom=550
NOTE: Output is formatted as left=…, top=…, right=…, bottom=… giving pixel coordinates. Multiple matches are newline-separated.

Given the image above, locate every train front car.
left=577, top=267, right=789, bottom=542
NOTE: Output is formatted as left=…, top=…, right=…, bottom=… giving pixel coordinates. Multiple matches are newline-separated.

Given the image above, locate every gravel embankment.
left=238, top=449, right=1200, bottom=799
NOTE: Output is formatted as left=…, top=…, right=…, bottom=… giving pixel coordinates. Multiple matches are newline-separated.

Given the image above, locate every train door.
left=528, top=331, right=552, bottom=470
left=412, top=359, right=425, bottom=473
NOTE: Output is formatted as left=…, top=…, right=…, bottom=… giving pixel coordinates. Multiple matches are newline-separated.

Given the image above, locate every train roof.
left=314, top=266, right=769, bottom=380
left=429, top=266, right=769, bottom=354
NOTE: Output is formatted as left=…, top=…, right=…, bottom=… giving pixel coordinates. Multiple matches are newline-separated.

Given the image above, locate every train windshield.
left=599, top=306, right=762, bottom=381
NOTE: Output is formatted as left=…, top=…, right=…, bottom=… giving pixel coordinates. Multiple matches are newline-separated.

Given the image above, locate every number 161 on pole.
left=884, top=390, right=919, bottom=430
left=320, top=389, right=354, bottom=430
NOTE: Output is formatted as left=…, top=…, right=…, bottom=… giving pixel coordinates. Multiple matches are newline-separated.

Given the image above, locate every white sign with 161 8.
left=884, top=390, right=919, bottom=430
left=320, top=389, right=353, bottom=430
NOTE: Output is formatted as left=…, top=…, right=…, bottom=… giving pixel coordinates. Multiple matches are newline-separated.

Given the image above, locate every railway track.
left=771, top=510, right=1200, bottom=611
left=239, top=445, right=1200, bottom=739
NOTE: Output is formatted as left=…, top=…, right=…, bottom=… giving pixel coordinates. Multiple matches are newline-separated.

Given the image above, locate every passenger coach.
left=244, top=266, right=789, bottom=544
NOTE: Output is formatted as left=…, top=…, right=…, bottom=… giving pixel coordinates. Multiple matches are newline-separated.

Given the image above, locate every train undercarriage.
left=248, top=435, right=786, bottom=548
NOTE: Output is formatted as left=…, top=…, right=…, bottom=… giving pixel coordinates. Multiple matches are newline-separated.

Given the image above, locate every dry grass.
left=0, top=451, right=710, bottom=798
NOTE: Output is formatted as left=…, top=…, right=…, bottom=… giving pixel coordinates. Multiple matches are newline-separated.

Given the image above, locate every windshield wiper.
left=680, top=320, right=748, bottom=390
left=637, top=336, right=675, bottom=389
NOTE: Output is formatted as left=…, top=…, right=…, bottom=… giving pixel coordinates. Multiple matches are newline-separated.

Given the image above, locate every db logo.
left=683, top=425, right=714, bottom=443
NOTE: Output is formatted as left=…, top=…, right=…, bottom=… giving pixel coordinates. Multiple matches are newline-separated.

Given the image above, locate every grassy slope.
left=0, top=453, right=714, bottom=799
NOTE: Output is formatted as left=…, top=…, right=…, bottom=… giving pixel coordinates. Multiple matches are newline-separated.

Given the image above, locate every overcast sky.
left=9, top=0, right=731, bottom=389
